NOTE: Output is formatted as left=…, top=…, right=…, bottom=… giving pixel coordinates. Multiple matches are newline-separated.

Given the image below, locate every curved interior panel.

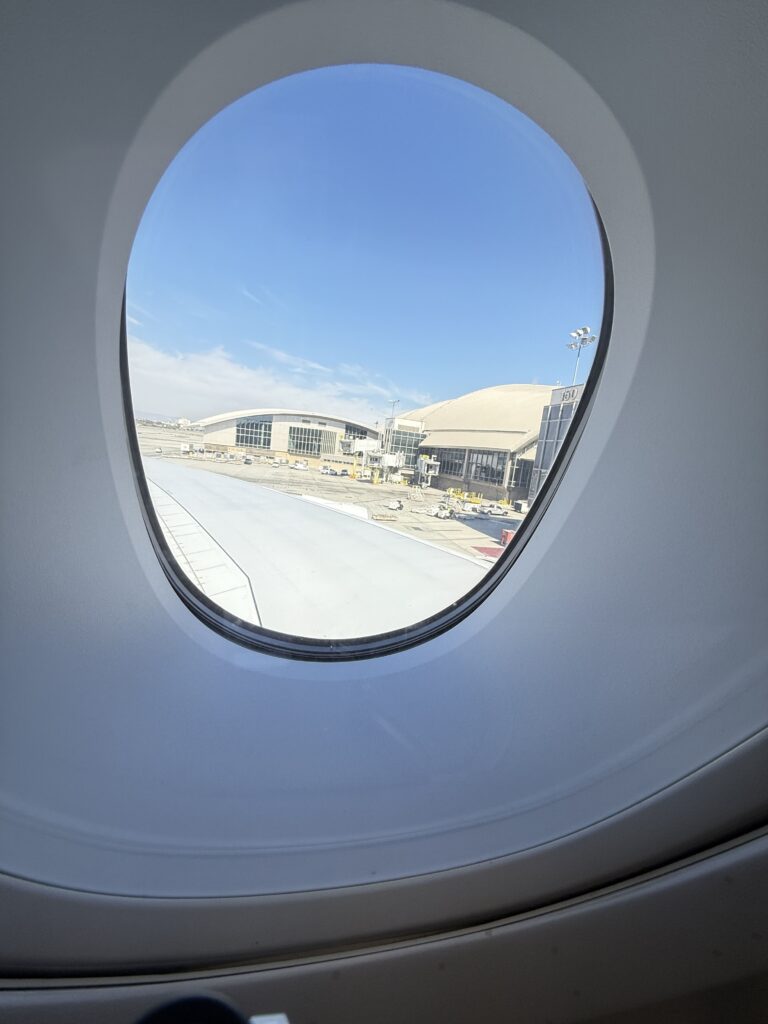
left=1, top=0, right=767, bottom=996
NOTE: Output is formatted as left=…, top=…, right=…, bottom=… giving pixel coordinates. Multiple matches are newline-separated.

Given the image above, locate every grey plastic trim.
left=2, top=726, right=766, bottom=977
left=3, top=828, right=768, bottom=1024
left=4, top=0, right=767, bottom=993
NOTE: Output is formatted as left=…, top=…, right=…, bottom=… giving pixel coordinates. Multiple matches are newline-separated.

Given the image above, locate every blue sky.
left=127, top=64, right=605, bottom=423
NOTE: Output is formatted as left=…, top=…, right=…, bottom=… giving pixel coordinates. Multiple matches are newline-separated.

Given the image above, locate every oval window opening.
left=124, top=64, right=608, bottom=657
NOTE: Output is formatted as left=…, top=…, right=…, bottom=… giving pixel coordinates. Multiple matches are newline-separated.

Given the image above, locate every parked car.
left=291, top=460, right=308, bottom=471
left=243, top=457, right=252, bottom=465
left=339, top=469, right=349, bottom=477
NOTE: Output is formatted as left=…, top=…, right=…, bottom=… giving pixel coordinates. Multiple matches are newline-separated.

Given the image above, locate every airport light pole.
left=385, top=399, right=399, bottom=453
left=382, top=399, right=399, bottom=481
left=567, top=326, right=596, bottom=386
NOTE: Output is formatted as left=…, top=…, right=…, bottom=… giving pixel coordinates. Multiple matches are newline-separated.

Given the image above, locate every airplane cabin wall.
left=1, top=1, right=767, bottom=1021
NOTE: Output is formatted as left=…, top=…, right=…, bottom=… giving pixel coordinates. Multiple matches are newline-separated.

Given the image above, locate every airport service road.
left=145, top=460, right=487, bottom=639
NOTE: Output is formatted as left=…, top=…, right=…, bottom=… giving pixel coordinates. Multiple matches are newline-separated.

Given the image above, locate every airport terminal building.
left=196, top=409, right=379, bottom=461
left=527, top=384, right=585, bottom=503
left=195, top=384, right=558, bottom=501
left=405, top=384, right=555, bottom=502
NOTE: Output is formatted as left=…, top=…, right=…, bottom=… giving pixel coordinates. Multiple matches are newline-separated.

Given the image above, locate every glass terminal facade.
left=467, top=450, right=507, bottom=486
left=235, top=416, right=273, bottom=449
left=344, top=424, right=368, bottom=441
left=387, top=426, right=425, bottom=469
left=432, top=448, right=466, bottom=478
left=287, top=426, right=337, bottom=457
left=528, top=384, right=583, bottom=502
left=421, top=444, right=535, bottom=497
left=508, top=455, right=534, bottom=491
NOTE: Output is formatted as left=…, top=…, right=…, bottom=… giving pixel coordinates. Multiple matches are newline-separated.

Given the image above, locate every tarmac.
left=136, top=423, right=524, bottom=560
left=144, top=459, right=490, bottom=639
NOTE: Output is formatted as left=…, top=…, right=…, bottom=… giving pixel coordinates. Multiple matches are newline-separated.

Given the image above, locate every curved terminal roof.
left=405, top=384, right=554, bottom=454
left=195, top=408, right=378, bottom=435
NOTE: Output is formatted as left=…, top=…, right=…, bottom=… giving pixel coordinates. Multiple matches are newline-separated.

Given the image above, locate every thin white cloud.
left=247, top=341, right=430, bottom=407
left=241, top=287, right=263, bottom=306
left=126, top=337, right=424, bottom=425
left=126, top=314, right=143, bottom=327
left=249, top=341, right=331, bottom=375
left=242, top=283, right=291, bottom=313
left=334, top=362, right=431, bottom=407
left=126, top=300, right=157, bottom=322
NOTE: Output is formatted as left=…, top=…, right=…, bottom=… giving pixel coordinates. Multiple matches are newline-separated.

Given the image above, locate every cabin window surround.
left=121, top=60, right=614, bottom=661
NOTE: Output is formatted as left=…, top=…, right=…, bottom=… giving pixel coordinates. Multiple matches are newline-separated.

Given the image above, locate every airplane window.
left=124, top=64, right=607, bottom=657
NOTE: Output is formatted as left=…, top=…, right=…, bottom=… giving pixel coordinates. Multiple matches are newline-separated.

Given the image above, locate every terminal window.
left=434, top=448, right=466, bottom=478
left=236, top=417, right=273, bottom=449
left=288, top=426, right=323, bottom=456
left=388, top=429, right=425, bottom=469
left=468, top=450, right=506, bottom=486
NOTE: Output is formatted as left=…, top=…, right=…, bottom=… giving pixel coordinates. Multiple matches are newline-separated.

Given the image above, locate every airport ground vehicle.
left=2, top=3, right=767, bottom=1022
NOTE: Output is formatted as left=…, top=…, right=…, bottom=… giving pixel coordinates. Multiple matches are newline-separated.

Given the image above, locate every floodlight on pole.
left=383, top=399, right=400, bottom=465
left=566, top=326, right=596, bottom=385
